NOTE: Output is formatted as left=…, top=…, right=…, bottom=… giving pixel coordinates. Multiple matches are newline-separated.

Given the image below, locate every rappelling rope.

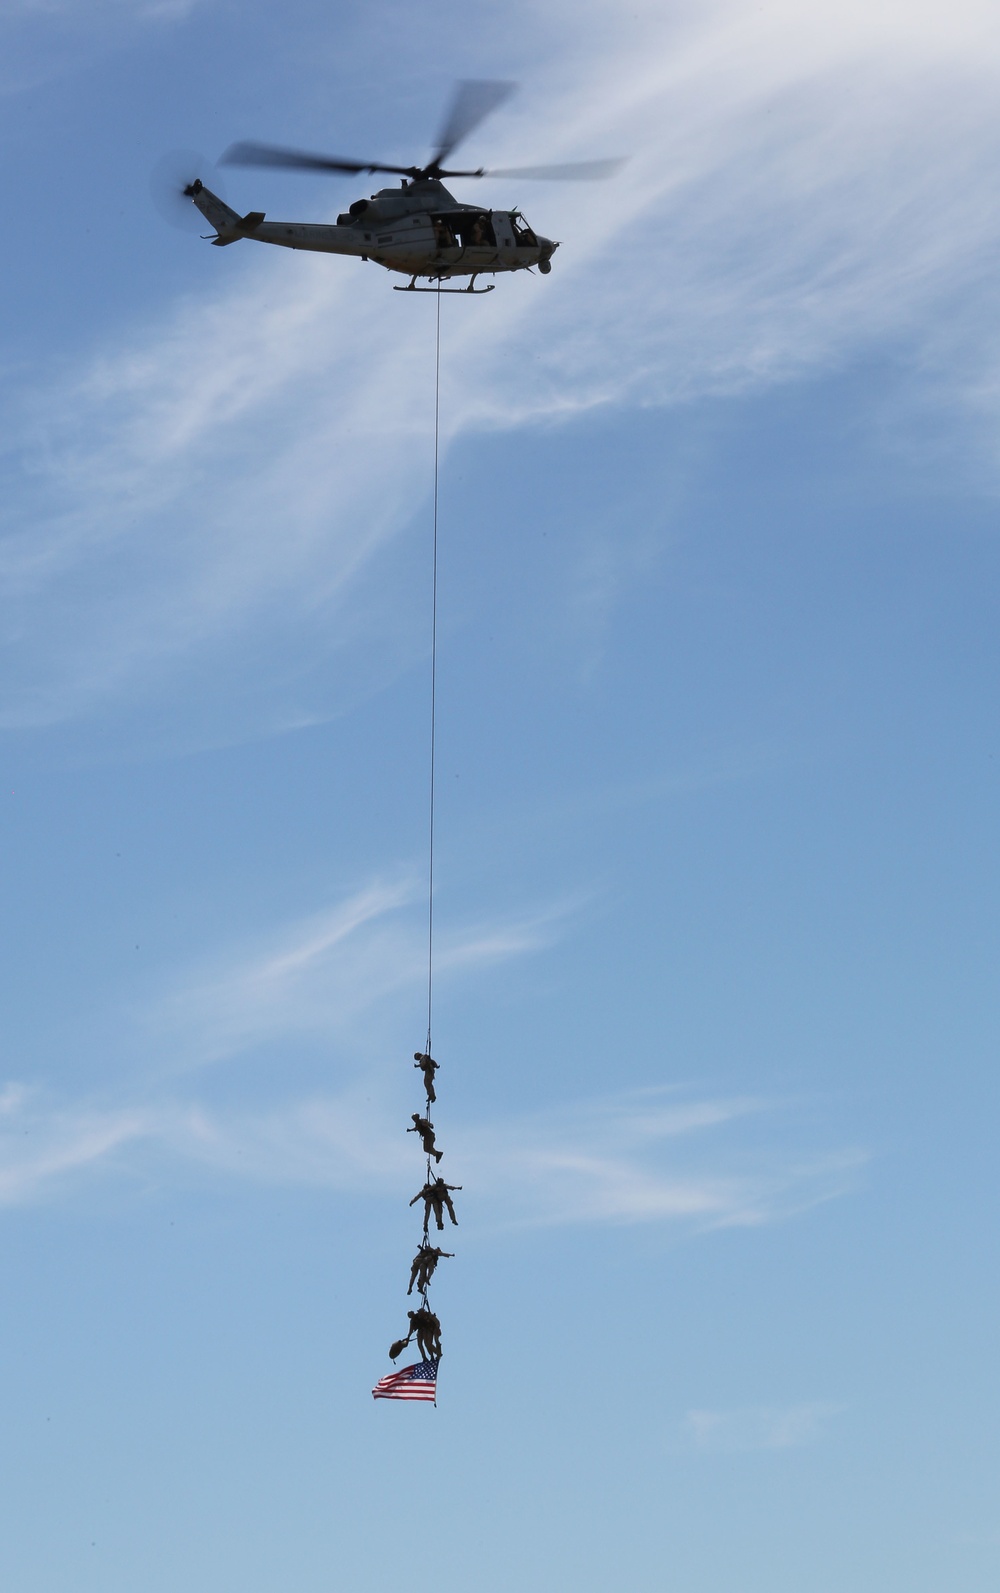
left=374, top=286, right=448, bottom=1402
left=425, top=283, right=441, bottom=1057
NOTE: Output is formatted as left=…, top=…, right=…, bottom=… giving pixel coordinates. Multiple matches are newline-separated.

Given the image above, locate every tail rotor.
left=149, top=150, right=225, bottom=232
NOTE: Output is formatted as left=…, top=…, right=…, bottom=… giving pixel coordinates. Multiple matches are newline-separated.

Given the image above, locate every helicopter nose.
left=538, top=237, right=558, bottom=274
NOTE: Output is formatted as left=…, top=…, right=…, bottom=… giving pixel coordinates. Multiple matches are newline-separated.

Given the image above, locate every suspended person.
left=407, top=1306, right=443, bottom=1361
left=407, top=1242, right=453, bottom=1296
left=408, top=1112, right=443, bottom=1162
left=413, top=1052, right=439, bottom=1103
left=410, top=1175, right=461, bottom=1231
left=388, top=1307, right=442, bottom=1363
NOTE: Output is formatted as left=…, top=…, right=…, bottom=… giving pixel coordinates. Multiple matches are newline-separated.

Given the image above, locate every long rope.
left=425, top=283, right=441, bottom=1056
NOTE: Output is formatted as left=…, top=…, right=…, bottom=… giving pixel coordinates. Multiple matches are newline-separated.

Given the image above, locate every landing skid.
left=394, top=275, right=495, bottom=294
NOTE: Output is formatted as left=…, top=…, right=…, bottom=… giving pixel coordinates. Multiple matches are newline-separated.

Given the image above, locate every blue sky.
left=1, top=0, right=999, bottom=1587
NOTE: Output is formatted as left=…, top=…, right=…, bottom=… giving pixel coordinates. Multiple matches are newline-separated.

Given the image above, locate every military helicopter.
left=179, top=81, right=622, bottom=293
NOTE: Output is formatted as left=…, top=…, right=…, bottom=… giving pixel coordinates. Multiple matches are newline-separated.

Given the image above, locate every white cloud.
left=455, top=1088, right=864, bottom=1229
left=144, top=879, right=563, bottom=1072
left=4, top=0, right=1000, bottom=733
left=680, top=1401, right=844, bottom=1452
left=0, top=876, right=866, bottom=1218
left=0, top=1090, right=148, bottom=1203
left=0, top=1075, right=865, bottom=1232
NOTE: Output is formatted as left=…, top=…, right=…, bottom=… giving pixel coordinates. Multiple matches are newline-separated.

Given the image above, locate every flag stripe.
left=372, top=1359, right=438, bottom=1402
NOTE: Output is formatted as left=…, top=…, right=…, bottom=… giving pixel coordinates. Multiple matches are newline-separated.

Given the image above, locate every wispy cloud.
left=145, top=879, right=563, bottom=1072
left=5, top=0, right=1000, bottom=733
left=0, top=873, right=556, bottom=1201
left=0, top=1075, right=865, bottom=1232
left=679, top=1401, right=845, bottom=1453
left=0, top=873, right=866, bottom=1217
left=456, top=1088, right=864, bottom=1230
left=0, top=1081, right=146, bottom=1202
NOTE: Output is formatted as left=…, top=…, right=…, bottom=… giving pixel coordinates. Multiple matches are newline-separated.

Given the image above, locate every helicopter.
left=179, top=81, right=622, bottom=293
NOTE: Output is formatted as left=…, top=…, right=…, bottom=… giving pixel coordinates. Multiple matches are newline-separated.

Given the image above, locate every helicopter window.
left=452, top=213, right=495, bottom=247
left=511, top=213, right=537, bottom=247
left=432, top=216, right=457, bottom=249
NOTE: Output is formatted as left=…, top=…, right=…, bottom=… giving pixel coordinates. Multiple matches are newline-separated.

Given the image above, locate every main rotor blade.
left=475, top=157, right=626, bottom=181
left=431, top=79, right=517, bottom=167
left=220, top=140, right=414, bottom=178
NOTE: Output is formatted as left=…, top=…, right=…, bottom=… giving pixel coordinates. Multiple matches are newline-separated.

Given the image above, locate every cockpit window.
left=511, top=213, right=537, bottom=247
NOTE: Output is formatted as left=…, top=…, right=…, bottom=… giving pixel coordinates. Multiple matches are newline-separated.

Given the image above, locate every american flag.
left=372, top=1359, right=438, bottom=1403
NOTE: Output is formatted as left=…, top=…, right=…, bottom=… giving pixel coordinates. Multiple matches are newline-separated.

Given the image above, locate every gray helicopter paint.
left=187, top=179, right=557, bottom=282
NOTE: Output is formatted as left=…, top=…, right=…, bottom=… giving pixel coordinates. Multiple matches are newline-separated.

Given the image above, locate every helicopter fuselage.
left=188, top=177, right=557, bottom=282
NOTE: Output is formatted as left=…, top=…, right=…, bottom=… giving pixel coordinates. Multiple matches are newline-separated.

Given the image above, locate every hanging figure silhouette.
left=407, top=1306, right=443, bottom=1361
left=408, top=1112, right=444, bottom=1162
left=388, top=1305, right=443, bottom=1363
left=407, top=1242, right=454, bottom=1296
left=413, top=1052, right=439, bottom=1103
left=410, top=1175, right=461, bottom=1231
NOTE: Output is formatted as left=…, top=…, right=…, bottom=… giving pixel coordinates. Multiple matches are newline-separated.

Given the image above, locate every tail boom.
left=185, top=179, right=365, bottom=255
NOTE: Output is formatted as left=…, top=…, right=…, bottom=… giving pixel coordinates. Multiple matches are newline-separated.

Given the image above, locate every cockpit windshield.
left=511, top=213, right=538, bottom=247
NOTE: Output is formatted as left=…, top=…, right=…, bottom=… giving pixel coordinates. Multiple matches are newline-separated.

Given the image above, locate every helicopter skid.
left=394, top=281, right=495, bottom=293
